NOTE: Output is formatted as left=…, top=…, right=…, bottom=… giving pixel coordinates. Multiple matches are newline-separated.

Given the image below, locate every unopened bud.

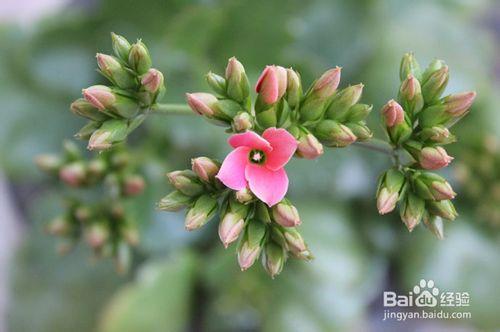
left=47, top=216, right=71, bottom=236
left=141, top=68, right=164, bottom=94
left=421, top=64, right=449, bottom=103
left=427, top=200, right=458, bottom=221
left=111, top=32, right=131, bottom=62
left=399, top=52, right=421, bottom=81
left=206, top=71, right=227, bottom=96
left=237, top=241, right=261, bottom=271
left=36, top=154, right=62, bottom=174
left=82, top=85, right=115, bottom=111
left=272, top=199, right=301, bottom=227
left=325, top=83, right=363, bottom=120
left=96, top=53, right=136, bottom=89
left=218, top=212, right=245, bottom=248
left=376, top=169, right=405, bottom=214
left=381, top=99, right=405, bottom=127
left=414, top=171, right=456, bottom=201
left=235, top=187, right=253, bottom=203
left=377, top=187, right=399, bottom=215
left=232, top=112, right=253, bottom=132
left=263, top=242, right=286, bottom=278
left=315, top=120, right=357, bottom=147
left=185, top=194, right=217, bottom=231
left=191, top=157, right=220, bottom=182
left=238, top=220, right=266, bottom=270
left=283, top=228, right=311, bottom=260
left=166, top=170, right=204, bottom=196
left=123, top=175, right=145, bottom=196
left=186, top=92, right=217, bottom=117
left=70, top=98, right=108, bottom=122
left=255, top=65, right=287, bottom=105
left=423, top=214, right=444, bottom=240
left=312, top=67, right=341, bottom=99
left=85, top=222, right=109, bottom=248
left=346, top=103, right=373, bottom=122
left=443, top=91, right=476, bottom=117
left=399, top=75, right=424, bottom=115
left=59, top=162, right=86, bottom=187
left=285, top=68, right=302, bottom=109
left=430, top=181, right=456, bottom=200
left=419, top=126, right=451, bottom=143
left=225, top=57, right=250, bottom=102
left=296, top=131, right=324, bottom=160
left=128, top=40, right=152, bottom=75
left=400, top=193, right=425, bottom=232
left=419, top=146, right=453, bottom=170
left=87, top=159, right=107, bottom=179
left=158, top=190, right=192, bottom=211
left=346, top=123, right=373, bottom=141
left=87, top=119, right=129, bottom=151
left=74, top=122, right=100, bottom=140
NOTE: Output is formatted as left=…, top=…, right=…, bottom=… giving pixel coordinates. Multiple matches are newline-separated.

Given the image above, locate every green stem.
left=151, top=103, right=193, bottom=115
left=353, top=138, right=394, bottom=155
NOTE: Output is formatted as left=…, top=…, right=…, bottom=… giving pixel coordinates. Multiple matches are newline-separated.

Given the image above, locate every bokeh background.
left=0, top=0, right=499, bottom=331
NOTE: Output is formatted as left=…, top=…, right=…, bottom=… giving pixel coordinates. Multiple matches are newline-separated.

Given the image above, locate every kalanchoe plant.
left=39, top=32, right=476, bottom=277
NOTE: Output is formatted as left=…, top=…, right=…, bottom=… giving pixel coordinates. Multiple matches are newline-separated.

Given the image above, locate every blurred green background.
left=0, top=0, right=499, bottom=331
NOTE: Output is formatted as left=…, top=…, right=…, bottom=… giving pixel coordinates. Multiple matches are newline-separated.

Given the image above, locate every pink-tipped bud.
left=443, top=91, right=477, bottom=117
left=255, top=65, right=287, bottom=104
left=337, top=124, right=358, bottom=146
left=272, top=201, right=301, bottom=227
left=123, top=175, right=145, bottom=196
left=141, top=68, right=164, bottom=94
left=382, top=99, right=405, bottom=127
left=297, top=133, right=324, bottom=159
left=225, top=57, right=245, bottom=80
left=59, top=162, right=86, bottom=187
left=232, top=112, right=253, bottom=132
left=430, top=181, right=456, bottom=200
left=82, top=85, right=115, bottom=111
left=191, top=157, right=219, bottom=182
left=377, top=187, right=399, bottom=215
left=237, top=242, right=261, bottom=271
left=235, top=188, right=253, bottom=203
left=218, top=213, right=245, bottom=248
left=85, top=223, right=109, bottom=249
left=312, top=66, right=341, bottom=99
left=185, top=92, right=217, bottom=117
left=419, top=146, right=454, bottom=170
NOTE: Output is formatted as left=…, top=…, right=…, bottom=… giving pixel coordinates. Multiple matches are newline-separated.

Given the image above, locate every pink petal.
left=216, top=147, right=250, bottom=190
left=255, top=66, right=279, bottom=104
left=245, top=163, right=288, bottom=207
left=228, top=131, right=272, bottom=152
left=262, top=128, right=298, bottom=171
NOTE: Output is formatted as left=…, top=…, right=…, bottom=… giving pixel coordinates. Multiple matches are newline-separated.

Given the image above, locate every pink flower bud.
left=82, top=85, right=115, bottom=111
left=419, top=146, right=454, bottom=170
left=123, top=175, right=145, bottom=196
left=185, top=210, right=208, bottom=231
left=400, top=75, right=418, bottom=100
left=59, top=162, right=86, bottom=187
left=85, top=223, right=109, bottom=249
left=232, top=112, right=253, bottom=132
left=235, top=187, right=253, bottom=203
left=237, top=242, right=261, bottom=271
left=255, top=65, right=287, bottom=104
left=191, top=157, right=219, bottom=182
left=225, top=57, right=245, bottom=80
left=312, top=66, right=341, bottom=99
left=96, top=53, right=120, bottom=74
left=88, top=130, right=112, bottom=151
left=443, top=91, right=477, bottom=117
left=381, top=99, right=405, bottom=127
left=337, top=124, right=357, bottom=146
left=297, top=133, right=324, bottom=159
left=141, top=68, right=164, bottom=93
left=430, top=181, right=456, bottom=200
left=272, top=201, right=301, bottom=227
left=185, top=92, right=217, bottom=116
left=376, top=187, right=398, bottom=215
left=218, top=213, right=245, bottom=248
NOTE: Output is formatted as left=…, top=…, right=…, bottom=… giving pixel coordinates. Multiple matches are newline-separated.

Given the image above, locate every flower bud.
left=376, top=169, right=405, bottom=215
left=185, top=194, right=218, bottom=231
left=96, top=53, right=136, bottom=89
left=255, top=65, right=287, bottom=105
left=238, top=220, right=266, bottom=270
left=413, top=171, right=456, bottom=201
left=381, top=99, right=405, bottom=127
left=235, top=187, right=253, bottom=204
left=225, top=57, right=250, bottom=102
left=399, top=75, right=424, bottom=115
left=36, top=154, right=62, bottom=174
left=312, top=67, right=341, bottom=99
left=206, top=71, right=226, bottom=96
left=377, top=187, right=399, bottom=215
left=282, top=227, right=311, bottom=260
left=263, top=242, right=286, bottom=278
left=423, top=214, right=444, bottom=240
left=430, top=181, right=456, bottom=200
left=186, top=92, right=217, bottom=117
left=399, top=52, right=421, bottom=81
left=121, top=224, right=140, bottom=246
left=111, top=32, right=131, bottom=62
left=191, top=157, right=220, bottom=182
left=272, top=199, right=301, bottom=227
left=237, top=241, right=261, bottom=271
left=325, top=83, right=363, bottom=120
left=123, top=174, right=145, bottom=196
left=87, top=119, right=129, bottom=151
left=82, top=85, right=115, bottom=111
left=314, top=120, right=357, bottom=147
left=47, top=216, right=72, bottom=236
left=419, top=146, right=453, bottom=170
left=85, top=222, right=109, bottom=249
left=74, top=122, right=100, bottom=140
left=418, top=126, right=452, bottom=143
left=346, top=103, right=372, bottom=122
left=427, top=200, right=458, bottom=221
left=346, top=123, right=373, bottom=141
left=158, top=190, right=193, bottom=211
left=400, top=193, right=425, bottom=232
left=285, top=68, right=302, bottom=109
left=166, top=170, right=204, bottom=196
left=232, top=112, right=253, bottom=132
left=218, top=212, right=245, bottom=248
left=421, top=64, right=449, bottom=103
left=442, top=91, right=476, bottom=117
left=296, top=130, right=324, bottom=160
left=128, top=40, right=152, bottom=75
left=59, top=162, right=86, bottom=187
left=87, top=158, right=107, bottom=178
left=141, top=68, right=164, bottom=94
left=70, top=98, right=108, bottom=122
left=74, top=206, right=91, bottom=223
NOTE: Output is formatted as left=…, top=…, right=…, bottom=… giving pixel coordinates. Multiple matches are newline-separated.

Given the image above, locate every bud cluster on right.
left=376, top=53, right=476, bottom=237
left=70, top=33, right=165, bottom=151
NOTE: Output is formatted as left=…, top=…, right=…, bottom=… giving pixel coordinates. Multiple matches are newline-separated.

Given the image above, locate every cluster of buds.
left=455, top=136, right=500, bottom=227
left=70, top=33, right=165, bottom=151
left=158, top=157, right=311, bottom=278
left=36, top=142, right=144, bottom=272
left=187, top=58, right=372, bottom=160
left=376, top=53, right=476, bottom=237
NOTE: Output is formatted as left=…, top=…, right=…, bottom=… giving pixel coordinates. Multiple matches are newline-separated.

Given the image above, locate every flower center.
left=249, top=149, right=266, bottom=164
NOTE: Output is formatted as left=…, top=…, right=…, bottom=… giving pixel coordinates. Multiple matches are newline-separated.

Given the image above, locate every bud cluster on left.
left=70, top=33, right=165, bottom=151
left=36, top=141, right=145, bottom=273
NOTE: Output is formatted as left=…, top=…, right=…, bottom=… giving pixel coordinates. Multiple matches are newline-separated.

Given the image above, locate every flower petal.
left=245, top=163, right=288, bottom=207
left=262, top=127, right=298, bottom=171
left=228, top=131, right=272, bottom=152
left=216, top=147, right=250, bottom=190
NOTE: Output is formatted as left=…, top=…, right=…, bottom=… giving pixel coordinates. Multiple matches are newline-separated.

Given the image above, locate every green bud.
left=184, top=194, right=217, bottom=231
left=109, top=89, right=140, bottom=118
left=418, top=104, right=449, bottom=128
left=418, top=126, right=454, bottom=144
left=263, top=242, right=286, bottom=278
left=96, top=53, right=136, bottom=89
left=87, top=119, right=129, bottom=151
left=218, top=197, right=249, bottom=248
left=256, top=104, right=278, bottom=129
left=111, top=32, right=131, bottom=62
left=272, top=199, right=301, bottom=227
left=376, top=169, right=406, bottom=215
left=345, top=103, right=372, bottom=122
left=423, top=213, right=444, bottom=240
left=421, top=59, right=445, bottom=84
left=191, top=157, right=220, bottom=183
left=314, top=120, right=357, bottom=147
left=298, top=97, right=327, bottom=123
left=166, top=170, right=204, bottom=196
left=282, top=227, right=312, bottom=260
left=214, top=99, right=245, bottom=123
left=427, top=200, right=458, bottom=221
left=388, top=116, right=412, bottom=145
left=285, top=68, right=302, bottom=109
left=413, top=171, right=456, bottom=201
left=325, top=84, right=364, bottom=120
left=158, top=190, right=193, bottom=211
left=421, top=64, right=449, bottom=103
left=70, top=98, right=109, bottom=122
left=206, top=72, right=227, bottom=96
left=128, top=40, right=152, bottom=75
left=63, top=140, right=81, bottom=160
left=400, top=193, right=425, bottom=232
left=225, top=57, right=250, bottom=103
left=74, top=121, right=101, bottom=140
left=238, top=220, right=266, bottom=270
left=399, top=74, right=424, bottom=115
left=400, top=52, right=421, bottom=81
left=232, top=112, right=253, bottom=132
left=235, top=188, right=253, bottom=204
left=256, top=201, right=272, bottom=224
left=345, top=122, right=372, bottom=141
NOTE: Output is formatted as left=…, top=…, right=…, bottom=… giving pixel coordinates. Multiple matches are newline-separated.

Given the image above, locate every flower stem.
left=353, top=138, right=394, bottom=155
left=152, top=103, right=193, bottom=115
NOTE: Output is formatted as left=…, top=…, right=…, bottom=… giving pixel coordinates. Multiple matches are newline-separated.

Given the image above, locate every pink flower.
left=216, top=128, right=298, bottom=207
